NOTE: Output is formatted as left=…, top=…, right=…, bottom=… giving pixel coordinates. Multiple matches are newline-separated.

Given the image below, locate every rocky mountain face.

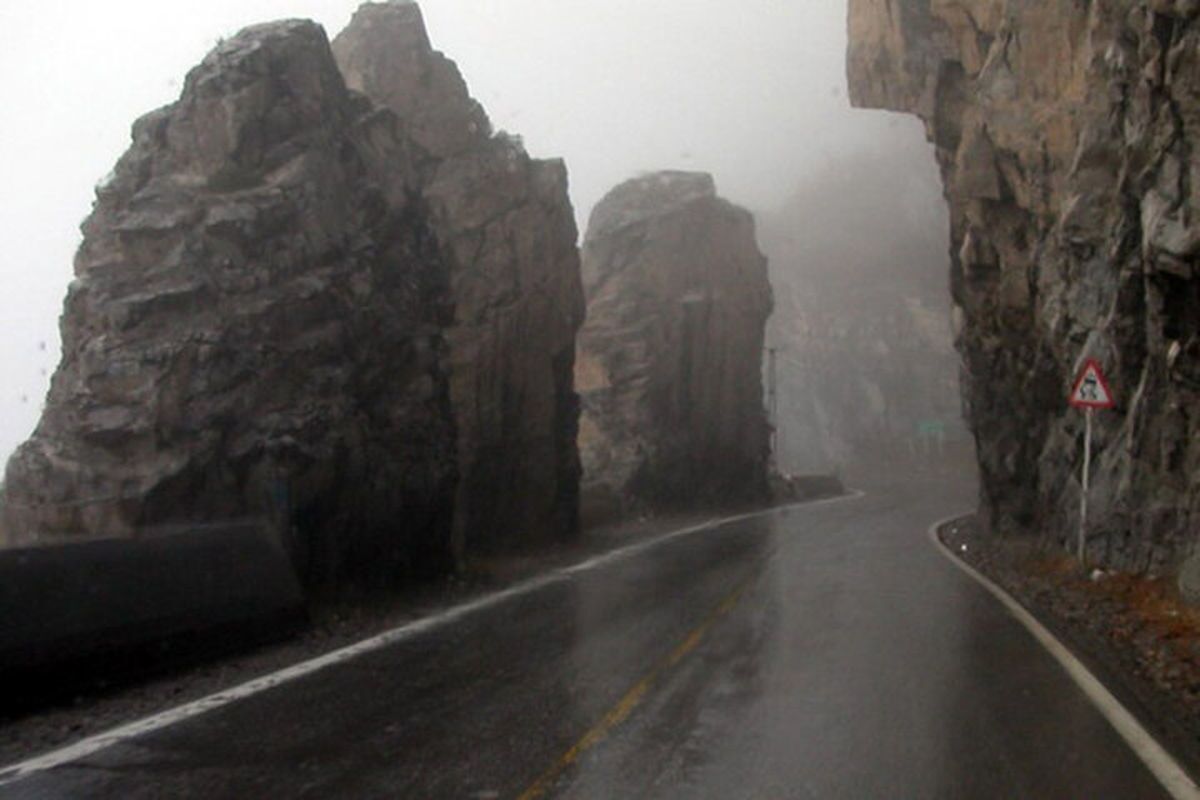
left=1, top=4, right=583, bottom=587
left=576, top=172, right=772, bottom=523
left=760, top=141, right=966, bottom=478
left=1, top=19, right=455, bottom=588
left=848, top=0, right=1199, bottom=572
left=333, top=2, right=584, bottom=558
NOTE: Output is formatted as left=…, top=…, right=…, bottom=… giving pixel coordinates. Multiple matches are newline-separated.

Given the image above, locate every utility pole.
left=766, top=346, right=778, bottom=472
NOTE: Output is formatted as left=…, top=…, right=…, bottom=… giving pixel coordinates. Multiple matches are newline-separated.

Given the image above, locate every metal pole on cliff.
left=1068, top=358, right=1115, bottom=566
left=766, top=346, right=778, bottom=471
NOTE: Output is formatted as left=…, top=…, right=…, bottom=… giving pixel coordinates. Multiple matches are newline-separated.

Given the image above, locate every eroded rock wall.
left=1, top=20, right=456, bottom=589
left=848, top=0, right=1200, bottom=571
left=1, top=3, right=585, bottom=584
left=576, top=172, right=772, bottom=522
left=333, top=2, right=584, bottom=557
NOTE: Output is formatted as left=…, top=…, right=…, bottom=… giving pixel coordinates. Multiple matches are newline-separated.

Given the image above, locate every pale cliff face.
left=848, top=0, right=1199, bottom=572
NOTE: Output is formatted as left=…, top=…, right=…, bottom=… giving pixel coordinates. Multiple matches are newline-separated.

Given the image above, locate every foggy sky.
left=0, top=0, right=927, bottom=464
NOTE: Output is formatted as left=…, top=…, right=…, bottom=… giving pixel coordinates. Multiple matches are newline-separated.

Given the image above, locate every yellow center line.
left=516, top=575, right=756, bottom=800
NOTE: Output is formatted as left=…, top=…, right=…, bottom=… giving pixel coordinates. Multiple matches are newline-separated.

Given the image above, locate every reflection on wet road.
left=3, top=479, right=1174, bottom=798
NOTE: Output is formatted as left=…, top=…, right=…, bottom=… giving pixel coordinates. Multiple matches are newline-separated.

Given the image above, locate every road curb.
left=928, top=515, right=1200, bottom=800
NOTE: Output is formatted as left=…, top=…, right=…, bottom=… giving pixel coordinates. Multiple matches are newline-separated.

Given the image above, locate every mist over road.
left=2, top=478, right=1170, bottom=798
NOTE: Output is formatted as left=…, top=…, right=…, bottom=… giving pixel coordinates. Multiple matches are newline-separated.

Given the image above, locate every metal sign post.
left=1068, top=358, right=1115, bottom=566
left=1080, top=407, right=1092, bottom=563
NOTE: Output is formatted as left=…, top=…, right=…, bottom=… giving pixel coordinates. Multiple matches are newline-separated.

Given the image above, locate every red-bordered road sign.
left=1069, top=359, right=1115, bottom=409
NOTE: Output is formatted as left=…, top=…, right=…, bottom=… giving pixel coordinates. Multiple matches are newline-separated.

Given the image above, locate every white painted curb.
left=930, top=515, right=1200, bottom=800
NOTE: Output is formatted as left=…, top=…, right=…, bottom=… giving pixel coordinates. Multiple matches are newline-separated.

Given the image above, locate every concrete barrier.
left=0, top=521, right=306, bottom=709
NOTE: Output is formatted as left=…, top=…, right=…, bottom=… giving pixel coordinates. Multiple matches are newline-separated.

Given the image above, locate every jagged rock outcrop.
left=760, top=143, right=967, bottom=478
left=575, top=172, right=772, bottom=522
left=848, top=0, right=1199, bottom=572
left=1, top=20, right=455, bottom=588
left=333, top=2, right=584, bottom=557
left=1, top=4, right=584, bottom=584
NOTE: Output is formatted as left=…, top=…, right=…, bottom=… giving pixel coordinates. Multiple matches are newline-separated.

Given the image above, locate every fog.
left=760, top=136, right=960, bottom=479
left=0, top=0, right=930, bottom=464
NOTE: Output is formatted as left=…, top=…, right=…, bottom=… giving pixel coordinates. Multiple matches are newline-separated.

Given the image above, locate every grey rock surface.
left=848, top=0, right=1200, bottom=571
left=1, top=3, right=585, bottom=587
left=333, top=2, right=585, bottom=558
left=3, top=19, right=456, bottom=590
left=576, top=172, right=772, bottom=523
left=1180, top=551, right=1200, bottom=607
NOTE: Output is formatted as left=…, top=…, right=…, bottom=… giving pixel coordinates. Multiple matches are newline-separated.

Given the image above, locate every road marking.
left=516, top=575, right=755, bottom=800
left=928, top=516, right=1200, bottom=800
left=0, top=491, right=863, bottom=787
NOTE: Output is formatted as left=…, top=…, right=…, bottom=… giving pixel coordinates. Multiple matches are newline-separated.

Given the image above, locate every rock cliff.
left=1, top=4, right=584, bottom=585
left=576, top=172, right=772, bottom=522
left=1, top=20, right=456, bottom=588
left=848, top=0, right=1199, bottom=571
left=333, top=2, right=584, bottom=557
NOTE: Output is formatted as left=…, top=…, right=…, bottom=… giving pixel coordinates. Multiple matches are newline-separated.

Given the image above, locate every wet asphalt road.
left=2, top=478, right=1174, bottom=798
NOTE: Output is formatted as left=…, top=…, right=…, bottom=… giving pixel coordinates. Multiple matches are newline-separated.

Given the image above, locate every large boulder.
left=2, top=20, right=456, bottom=590
left=1, top=5, right=585, bottom=588
left=333, top=2, right=585, bottom=558
left=848, top=0, right=1200, bottom=572
left=576, top=172, right=772, bottom=522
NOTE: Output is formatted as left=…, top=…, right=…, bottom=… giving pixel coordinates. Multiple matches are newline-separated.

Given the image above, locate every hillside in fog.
left=760, top=130, right=968, bottom=477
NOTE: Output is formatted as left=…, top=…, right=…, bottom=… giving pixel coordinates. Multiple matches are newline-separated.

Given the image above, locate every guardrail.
left=0, top=519, right=306, bottom=711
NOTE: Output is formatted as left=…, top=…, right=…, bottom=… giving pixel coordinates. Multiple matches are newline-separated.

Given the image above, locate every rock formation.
left=760, top=142, right=968, bottom=478
left=333, top=2, right=584, bottom=557
left=1, top=4, right=584, bottom=586
left=0, top=19, right=456, bottom=589
left=576, top=172, right=772, bottom=522
left=848, top=0, right=1199, bottom=572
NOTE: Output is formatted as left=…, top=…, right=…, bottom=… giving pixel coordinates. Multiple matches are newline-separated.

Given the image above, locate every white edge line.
left=928, top=515, right=1200, bottom=800
left=0, top=489, right=864, bottom=786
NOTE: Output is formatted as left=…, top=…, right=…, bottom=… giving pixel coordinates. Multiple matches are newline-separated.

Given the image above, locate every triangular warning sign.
left=1069, top=359, right=1115, bottom=409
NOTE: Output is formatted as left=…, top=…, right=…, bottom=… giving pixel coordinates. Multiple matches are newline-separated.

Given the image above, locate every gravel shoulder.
left=939, top=515, right=1200, bottom=783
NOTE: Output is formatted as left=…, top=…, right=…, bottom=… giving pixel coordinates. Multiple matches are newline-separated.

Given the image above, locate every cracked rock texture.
left=333, top=2, right=584, bottom=558
left=1, top=3, right=584, bottom=586
left=848, top=0, right=1199, bottom=572
left=1, top=19, right=455, bottom=589
left=575, top=172, right=772, bottom=523
left=336, top=3, right=583, bottom=561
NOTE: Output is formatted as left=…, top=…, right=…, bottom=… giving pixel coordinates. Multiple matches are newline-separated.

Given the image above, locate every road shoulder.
left=934, top=515, right=1200, bottom=798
